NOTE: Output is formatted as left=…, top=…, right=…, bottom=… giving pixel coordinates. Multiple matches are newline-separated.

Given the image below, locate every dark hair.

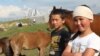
left=49, top=7, right=67, bottom=20
left=49, top=6, right=70, bottom=25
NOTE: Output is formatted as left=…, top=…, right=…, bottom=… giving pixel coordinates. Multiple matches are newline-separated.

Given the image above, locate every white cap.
left=73, top=6, right=93, bottom=20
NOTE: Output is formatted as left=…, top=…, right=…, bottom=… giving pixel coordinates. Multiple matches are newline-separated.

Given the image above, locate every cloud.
left=0, top=0, right=100, bottom=20
left=0, top=5, right=25, bottom=18
left=0, top=4, right=51, bottom=21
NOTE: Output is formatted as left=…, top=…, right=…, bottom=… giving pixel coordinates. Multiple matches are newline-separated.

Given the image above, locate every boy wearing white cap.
left=62, top=5, right=100, bottom=56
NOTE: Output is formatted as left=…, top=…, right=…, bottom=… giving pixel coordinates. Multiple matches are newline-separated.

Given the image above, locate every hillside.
left=0, top=18, right=49, bottom=37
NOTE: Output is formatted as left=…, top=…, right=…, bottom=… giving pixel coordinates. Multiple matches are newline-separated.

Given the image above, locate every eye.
left=79, top=18, right=84, bottom=21
left=73, top=18, right=77, bottom=21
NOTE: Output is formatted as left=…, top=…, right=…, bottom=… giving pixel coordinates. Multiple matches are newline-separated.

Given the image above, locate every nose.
left=77, top=20, right=81, bottom=25
left=52, top=20, right=57, bottom=24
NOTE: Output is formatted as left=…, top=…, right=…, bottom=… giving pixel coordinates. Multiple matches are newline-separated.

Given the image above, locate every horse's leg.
left=10, top=41, right=22, bottom=56
left=12, top=45, right=21, bottom=56
left=39, top=47, right=45, bottom=56
left=4, top=41, right=13, bottom=56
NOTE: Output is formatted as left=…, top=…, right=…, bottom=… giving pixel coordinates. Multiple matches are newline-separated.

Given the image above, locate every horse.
left=10, top=31, right=51, bottom=56
left=0, top=37, right=13, bottom=56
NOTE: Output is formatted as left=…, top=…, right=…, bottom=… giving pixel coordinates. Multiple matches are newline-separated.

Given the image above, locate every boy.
left=49, top=7, right=71, bottom=56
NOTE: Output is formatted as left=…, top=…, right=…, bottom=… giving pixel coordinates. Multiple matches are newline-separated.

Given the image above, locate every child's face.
left=50, top=14, right=65, bottom=29
left=73, top=16, right=91, bottom=32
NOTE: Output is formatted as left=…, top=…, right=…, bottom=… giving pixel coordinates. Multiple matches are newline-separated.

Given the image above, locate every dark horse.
left=10, top=31, right=51, bottom=56
left=0, top=37, right=13, bottom=56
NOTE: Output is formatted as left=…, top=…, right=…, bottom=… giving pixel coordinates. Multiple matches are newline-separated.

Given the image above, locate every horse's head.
left=64, top=11, right=78, bottom=33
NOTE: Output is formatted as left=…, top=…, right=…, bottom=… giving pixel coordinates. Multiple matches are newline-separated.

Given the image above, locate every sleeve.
left=88, top=37, right=100, bottom=52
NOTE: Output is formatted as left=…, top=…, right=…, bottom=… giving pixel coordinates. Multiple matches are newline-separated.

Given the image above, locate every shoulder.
left=87, top=33, right=100, bottom=52
left=89, top=33, right=100, bottom=41
left=87, top=33, right=100, bottom=44
left=60, top=28, right=68, bottom=32
left=51, top=29, right=56, bottom=34
left=61, top=28, right=70, bottom=34
left=61, top=28, right=71, bottom=37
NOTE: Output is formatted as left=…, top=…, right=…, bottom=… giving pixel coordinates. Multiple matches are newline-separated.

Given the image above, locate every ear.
left=53, top=6, right=56, bottom=10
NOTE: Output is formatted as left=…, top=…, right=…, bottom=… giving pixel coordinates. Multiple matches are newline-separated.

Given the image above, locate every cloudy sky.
left=0, top=0, right=100, bottom=21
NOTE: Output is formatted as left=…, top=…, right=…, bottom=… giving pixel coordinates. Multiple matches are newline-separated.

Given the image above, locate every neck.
left=55, top=26, right=64, bottom=32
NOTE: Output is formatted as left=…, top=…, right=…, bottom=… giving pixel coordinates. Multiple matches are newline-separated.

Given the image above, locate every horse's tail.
left=4, top=39, right=13, bottom=56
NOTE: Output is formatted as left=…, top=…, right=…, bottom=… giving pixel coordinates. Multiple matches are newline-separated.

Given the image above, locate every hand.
left=74, top=53, right=82, bottom=56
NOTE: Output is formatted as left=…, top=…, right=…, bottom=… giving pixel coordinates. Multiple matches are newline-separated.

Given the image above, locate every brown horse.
left=10, top=31, right=51, bottom=56
left=0, top=37, right=13, bottom=56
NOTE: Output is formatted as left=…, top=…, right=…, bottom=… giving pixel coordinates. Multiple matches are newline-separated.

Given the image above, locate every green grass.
left=0, top=23, right=49, bottom=37
left=0, top=23, right=50, bottom=56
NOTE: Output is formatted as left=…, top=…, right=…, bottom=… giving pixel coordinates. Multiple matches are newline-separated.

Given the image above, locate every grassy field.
left=0, top=22, right=50, bottom=56
left=0, top=23, right=49, bottom=37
